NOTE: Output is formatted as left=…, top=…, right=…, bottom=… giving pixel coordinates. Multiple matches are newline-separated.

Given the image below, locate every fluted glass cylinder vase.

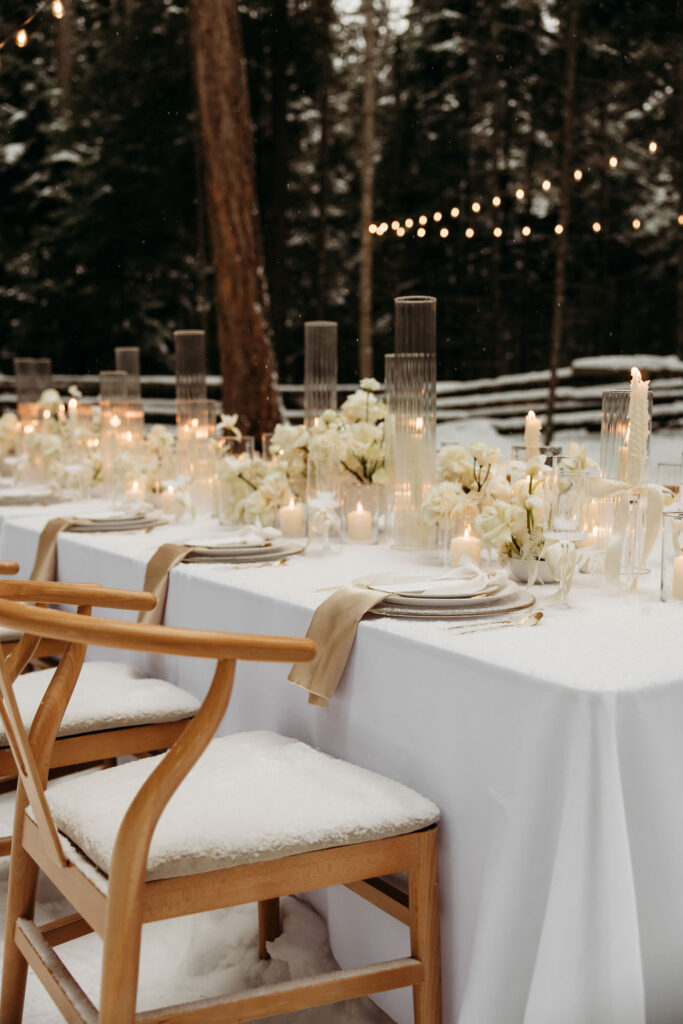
left=303, top=321, right=338, bottom=426
left=394, top=295, right=437, bottom=356
left=598, top=388, right=653, bottom=554
left=174, top=330, right=207, bottom=403
left=115, top=347, right=142, bottom=399
left=390, top=353, right=437, bottom=550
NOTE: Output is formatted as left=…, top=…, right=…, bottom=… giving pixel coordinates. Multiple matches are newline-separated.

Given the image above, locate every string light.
left=554, top=224, right=564, bottom=235
left=542, top=179, right=552, bottom=191
left=404, top=218, right=414, bottom=229
left=439, top=227, right=449, bottom=238
left=417, top=227, right=426, bottom=238
left=450, top=207, right=460, bottom=218
left=678, top=215, right=683, bottom=226
left=632, top=218, right=641, bottom=230
left=368, top=224, right=377, bottom=234
left=52, top=0, right=65, bottom=18
left=397, top=226, right=405, bottom=237
left=433, top=211, right=443, bottom=222
left=391, top=220, right=400, bottom=230
left=521, top=225, right=531, bottom=237
left=574, top=169, right=583, bottom=181
left=649, top=141, right=658, bottom=154
left=471, top=201, right=481, bottom=214
left=0, top=2, right=64, bottom=56
left=418, top=215, right=428, bottom=226
left=15, top=28, right=28, bottom=47
left=465, top=227, right=475, bottom=239
left=609, top=156, right=618, bottom=168
left=378, top=222, right=388, bottom=234
left=592, top=221, right=602, bottom=232
left=492, top=196, right=501, bottom=207
left=493, top=226, right=503, bottom=238
left=515, top=188, right=525, bottom=200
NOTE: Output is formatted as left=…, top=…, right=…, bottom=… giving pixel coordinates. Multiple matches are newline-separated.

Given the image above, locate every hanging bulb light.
left=368, top=224, right=377, bottom=234
left=433, top=211, right=443, bottom=222
left=465, top=227, right=475, bottom=239
left=391, top=220, right=400, bottom=231
left=404, top=218, right=414, bottom=229
left=648, top=141, right=657, bottom=154
left=418, top=215, right=428, bottom=226
left=609, top=156, right=618, bottom=168
left=439, top=226, right=449, bottom=238
left=397, top=226, right=406, bottom=237
left=521, top=225, right=532, bottom=237
left=515, top=188, right=525, bottom=200
left=592, top=221, right=602, bottom=233
left=471, top=201, right=481, bottom=214
left=678, top=214, right=683, bottom=226
left=15, top=28, right=28, bottom=47
left=542, top=179, right=552, bottom=192
left=52, top=0, right=65, bottom=19
left=417, top=227, right=426, bottom=238
left=632, top=219, right=641, bottom=230
left=554, top=224, right=564, bottom=235
left=450, top=206, right=460, bottom=218
left=493, top=226, right=503, bottom=238
left=574, top=169, right=583, bottom=181
left=492, top=195, right=502, bottom=207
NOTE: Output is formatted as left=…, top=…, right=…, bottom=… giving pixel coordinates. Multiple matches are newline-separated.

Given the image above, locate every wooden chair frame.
left=0, top=580, right=197, bottom=855
left=0, top=586, right=442, bottom=1024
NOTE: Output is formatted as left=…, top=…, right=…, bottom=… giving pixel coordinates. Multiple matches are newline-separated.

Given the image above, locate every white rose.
left=340, top=389, right=386, bottom=425
left=469, top=443, right=499, bottom=467
left=422, top=481, right=467, bottom=525
left=359, top=377, right=381, bottom=393
left=39, top=388, right=61, bottom=415
left=475, top=501, right=526, bottom=548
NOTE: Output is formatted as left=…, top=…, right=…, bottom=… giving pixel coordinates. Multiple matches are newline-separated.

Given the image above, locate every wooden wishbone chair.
left=0, top=590, right=442, bottom=1024
left=0, top=563, right=63, bottom=660
left=0, top=580, right=200, bottom=855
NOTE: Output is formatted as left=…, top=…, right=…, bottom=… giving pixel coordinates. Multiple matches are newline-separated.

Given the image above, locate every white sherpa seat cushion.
left=0, top=625, right=21, bottom=643
left=44, top=731, right=439, bottom=883
left=0, top=661, right=199, bottom=747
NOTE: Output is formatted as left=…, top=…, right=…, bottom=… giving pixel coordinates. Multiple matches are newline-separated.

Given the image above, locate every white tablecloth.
left=2, top=504, right=683, bottom=1024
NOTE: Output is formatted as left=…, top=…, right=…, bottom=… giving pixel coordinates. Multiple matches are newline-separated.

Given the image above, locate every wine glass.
left=544, top=456, right=588, bottom=607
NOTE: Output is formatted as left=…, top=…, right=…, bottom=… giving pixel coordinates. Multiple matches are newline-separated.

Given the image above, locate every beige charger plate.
left=368, top=590, right=535, bottom=620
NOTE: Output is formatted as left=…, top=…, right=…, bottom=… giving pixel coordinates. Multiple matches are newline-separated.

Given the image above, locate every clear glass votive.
left=115, top=346, right=142, bottom=398
left=511, top=444, right=561, bottom=467
left=341, top=483, right=379, bottom=544
left=658, top=462, right=682, bottom=506
left=221, top=435, right=255, bottom=459
left=661, top=508, right=683, bottom=601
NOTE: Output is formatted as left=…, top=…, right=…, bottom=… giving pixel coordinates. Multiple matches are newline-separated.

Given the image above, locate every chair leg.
left=258, top=898, right=281, bottom=959
left=409, top=827, right=442, bottom=1024
left=0, top=790, right=39, bottom=1024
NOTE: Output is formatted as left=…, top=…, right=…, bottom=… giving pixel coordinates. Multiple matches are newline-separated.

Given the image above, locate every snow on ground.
left=0, top=783, right=390, bottom=1023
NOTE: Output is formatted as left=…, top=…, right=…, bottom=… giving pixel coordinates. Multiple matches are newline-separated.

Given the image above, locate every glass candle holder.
left=657, top=462, right=682, bottom=507
left=277, top=497, right=306, bottom=538
left=174, top=330, right=207, bottom=402
left=390, top=353, right=436, bottom=550
left=34, top=357, right=53, bottom=395
left=304, top=321, right=338, bottom=426
left=13, top=358, right=40, bottom=404
left=661, top=509, right=683, bottom=601
left=99, top=370, right=128, bottom=408
left=394, top=295, right=437, bottom=355
left=176, top=399, right=217, bottom=516
left=441, top=521, right=482, bottom=568
left=342, top=482, right=379, bottom=544
left=115, top=347, right=142, bottom=398
left=306, top=441, right=342, bottom=555
left=600, top=388, right=653, bottom=483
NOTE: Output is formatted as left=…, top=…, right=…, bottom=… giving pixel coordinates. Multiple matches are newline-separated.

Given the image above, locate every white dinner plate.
left=69, top=516, right=169, bottom=533
left=370, top=589, right=535, bottom=620
left=377, top=579, right=519, bottom=609
left=184, top=540, right=304, bottom=564
left=0, top=486, right=56, bottom=505
left=356, top=571, right=509, bottom=605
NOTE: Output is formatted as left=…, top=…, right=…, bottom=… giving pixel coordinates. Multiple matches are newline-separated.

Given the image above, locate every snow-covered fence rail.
left=2, top=355, right=682, bottom=432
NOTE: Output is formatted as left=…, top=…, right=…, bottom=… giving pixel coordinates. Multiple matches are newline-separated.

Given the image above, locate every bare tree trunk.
left=56, top=0, right=73, bottom=99
left=544, top=0, right=579, bottom=444
left=674, top=59, right=683, bottom=358
left=188, top=0, right=279, bottom=434
left=314, top=0, right=332, bottom=318
left=358, top=0, right=377, bottom=379
left=267, top=0, right=288, bottom=356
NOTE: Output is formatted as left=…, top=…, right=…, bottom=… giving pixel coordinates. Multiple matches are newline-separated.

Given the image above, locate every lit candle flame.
left=356, top=502, right=364, bottom=514
left=415, top=416, right=424, bottom=431
left=110, top=414, right=121, bottom=428
left=464, top=526, right=471, bottom=538
left=527, top=409, right=536, bottom=420
left=288, top=497, right=295, bottom=510
left=631, top=366, right=641, bottom=384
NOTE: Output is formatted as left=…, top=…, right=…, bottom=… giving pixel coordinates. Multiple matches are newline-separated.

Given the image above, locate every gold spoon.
left=448, top=610, right=543, bottom=635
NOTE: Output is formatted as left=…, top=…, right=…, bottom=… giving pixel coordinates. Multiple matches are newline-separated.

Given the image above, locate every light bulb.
left=648, top=141, right=657, bottom=154
left=493, top=226, right=502, bottom=238
left=391, top=220, right=400, bottom=230
left=368, top=224, right=377, bottom=234
left=404, top=218, right=414, bottom=229
left=397, top=226, right=405, bottom=237
left=492, top=195, right=501, bottom=207
left=574, top=169, right=583, bottom=181
left=15, top=28, right=28, bottom=47
left=465, top=227, right=475, bottom=239
left=554, top=224, right=564, bottom=235
left=439, top=227, right=449, bottom=238
left=592, top=221, right=602, bottom=233
left=417, top=227, right=426, bottom=238
left=515, top=188, right=525, bottom=200
left=609, top=156, right=618, bottom=168
left=433, top=211, right=443, bottom=222
left=632, top=218, right=641, bottom=230
left=522, top=225, right=531, bottom=237
left=52, top=0, right=65, bottom=18
left=450, top=206, right=460, bottom=218
left=542, top=179, right=552, bottom=191
left=418, top=215, right=428, bottom=226
left=471, top=201, right=481, bottom=214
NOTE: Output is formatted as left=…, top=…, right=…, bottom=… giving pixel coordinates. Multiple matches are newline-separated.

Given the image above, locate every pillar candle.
left=279, top=498, right=304, bottom=537
left=347, top=501, right=373, bottom=542
left=673, top=555, right=683, bottom=600
left=450, top=527, right=482, bottom=567
left=524, top=410, right=541, bottom=459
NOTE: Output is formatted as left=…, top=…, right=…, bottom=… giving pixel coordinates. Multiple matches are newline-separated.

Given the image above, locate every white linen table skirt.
left=2, top=506, right=683, bottom=1024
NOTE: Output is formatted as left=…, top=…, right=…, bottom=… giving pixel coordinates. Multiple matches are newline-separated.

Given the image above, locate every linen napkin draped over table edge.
left=288, top=585, right=386, bottom=707
left=138, top=543, right=195, bottom=625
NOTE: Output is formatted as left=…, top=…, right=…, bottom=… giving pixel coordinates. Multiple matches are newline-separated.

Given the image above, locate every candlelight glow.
left=356, top=502, right=364, bottom=514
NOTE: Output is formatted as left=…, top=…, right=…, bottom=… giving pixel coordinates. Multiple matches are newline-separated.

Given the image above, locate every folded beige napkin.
left=30, top=517, right=76, bottom=581
left=138, top=543, right=195, bottom=625
left=288, top=585, right=386, bottom=707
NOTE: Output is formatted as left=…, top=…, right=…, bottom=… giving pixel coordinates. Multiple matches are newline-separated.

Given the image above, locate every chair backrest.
left=0, top=581, right=315, bottom=872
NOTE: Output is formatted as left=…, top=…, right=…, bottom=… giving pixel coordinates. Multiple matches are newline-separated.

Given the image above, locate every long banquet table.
left=3, top=502, right=683, bottom=1024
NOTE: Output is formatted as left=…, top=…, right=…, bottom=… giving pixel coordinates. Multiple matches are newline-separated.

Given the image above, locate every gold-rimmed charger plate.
left=367, top=590, right=535, bottom=620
